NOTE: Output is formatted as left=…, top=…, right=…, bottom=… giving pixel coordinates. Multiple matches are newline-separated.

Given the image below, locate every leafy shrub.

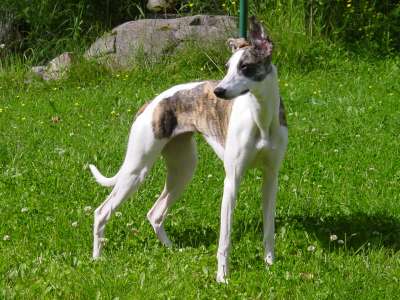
left=307, top=0, right=400, bottom=55
left=0, top=0, right=147, bottom=63
left=0, top=0, right=398, bottom=64
left=183, top=0, right=399, bottom=56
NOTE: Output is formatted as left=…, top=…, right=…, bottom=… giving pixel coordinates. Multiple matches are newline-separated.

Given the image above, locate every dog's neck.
left=248, top=65, right=281, bottom=134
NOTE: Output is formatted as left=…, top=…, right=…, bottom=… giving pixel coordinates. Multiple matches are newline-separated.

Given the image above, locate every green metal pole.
left=239, top=0, right=248, bottom=38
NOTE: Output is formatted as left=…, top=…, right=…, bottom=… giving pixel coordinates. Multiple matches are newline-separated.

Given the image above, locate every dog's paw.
left=92, top=252, right=104, bottom=261
left=216, top=260, right=229, bottom=284
left=265, top=252, right=274, bottom=266
left=216, top=273, right=229, bottom=284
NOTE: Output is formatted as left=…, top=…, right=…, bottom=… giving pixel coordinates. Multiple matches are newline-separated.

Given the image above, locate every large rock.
left=85, top=15, right=237, bottom=69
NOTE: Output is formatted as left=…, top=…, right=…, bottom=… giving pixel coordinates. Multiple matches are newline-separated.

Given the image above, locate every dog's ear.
left=249, top=16, right=273, bottom=56
left=227, top=38, right=250, bottom=53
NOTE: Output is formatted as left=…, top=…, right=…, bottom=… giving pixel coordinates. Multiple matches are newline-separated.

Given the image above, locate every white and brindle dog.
left=89, top=17, right=288, bottom=283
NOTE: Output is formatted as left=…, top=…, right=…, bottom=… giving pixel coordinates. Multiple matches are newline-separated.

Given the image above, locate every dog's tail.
left=89, top=164, right=118, bottom=187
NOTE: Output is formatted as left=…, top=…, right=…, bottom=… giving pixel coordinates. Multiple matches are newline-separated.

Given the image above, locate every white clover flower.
left=330, top=234, right=338, bottom=241
left=338, top=239, right=344, bottom=245
left=3, top=235, right=10, bottom=241
left=115, top=211, right=122, bottom=218
left=84, top=206, right=92, bottom=213
left=307, top=245, right=316, bottom=252
left=207, top=174, right=213, bottom=178
left=21, top=207, right=29, bottom=213
left=71, top=221, right=78, bottom=227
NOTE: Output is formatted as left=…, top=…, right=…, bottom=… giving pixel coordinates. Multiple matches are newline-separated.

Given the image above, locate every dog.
left=89, top=17, right=288, bottom=283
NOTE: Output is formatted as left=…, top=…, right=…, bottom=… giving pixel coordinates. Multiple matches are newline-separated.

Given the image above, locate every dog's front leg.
left=262, top=167, right=279, bottom=266
left=216, top=174, right=240, bottom=283
left=216, top=148, right=249, bottom=283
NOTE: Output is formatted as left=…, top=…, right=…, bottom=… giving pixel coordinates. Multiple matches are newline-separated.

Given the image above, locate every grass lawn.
left=0, top=50, right=399, bottom=299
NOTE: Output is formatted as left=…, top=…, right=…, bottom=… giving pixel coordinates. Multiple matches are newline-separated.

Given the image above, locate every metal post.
left=239, top=0, right=248, bottom=38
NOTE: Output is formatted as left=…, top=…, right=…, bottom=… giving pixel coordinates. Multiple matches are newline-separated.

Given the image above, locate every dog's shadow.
left=168, top=213, right=400, bottom=252
left=286, top=213, right=400, bottom=252
left=169, top=225, right=218, bottom=249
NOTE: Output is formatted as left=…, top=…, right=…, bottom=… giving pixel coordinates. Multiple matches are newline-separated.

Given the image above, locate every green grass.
left=1, top=48, right=400, bottom=299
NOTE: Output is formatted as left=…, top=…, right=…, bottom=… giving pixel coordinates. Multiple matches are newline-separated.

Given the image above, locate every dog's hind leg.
left=147, top=133, right=197, bottom=247
left=92, top=127, right=165, bottom=258
left=93, top=170, right=146, bottom=258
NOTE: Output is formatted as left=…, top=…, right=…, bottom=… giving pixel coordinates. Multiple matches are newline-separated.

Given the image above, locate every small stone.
left=147, top=0, right=175, bottom=12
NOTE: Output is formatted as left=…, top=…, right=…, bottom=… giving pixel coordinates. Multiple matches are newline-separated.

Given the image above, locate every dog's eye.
left=240, top=64, right=249, bottom=70
left=240, top=63, right=257, bottom=74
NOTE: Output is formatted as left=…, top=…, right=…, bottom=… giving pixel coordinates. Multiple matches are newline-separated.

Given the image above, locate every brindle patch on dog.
left=227, top=38, right=250, bottom=53
left=152, top=81, right=232, bottom=146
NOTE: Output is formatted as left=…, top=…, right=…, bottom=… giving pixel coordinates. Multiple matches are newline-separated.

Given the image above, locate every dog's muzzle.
left=214, top=87, right=227, bottom=98
left=214, top=87, right=249, bottom=99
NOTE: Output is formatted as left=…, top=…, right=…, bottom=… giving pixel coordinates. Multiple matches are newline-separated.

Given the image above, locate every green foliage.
left=0, top=0, right=147, bottom=63
left=1, top=0, right=399, bottom=64
left=184, top=0, right=399, bottom=56
left=307, top=0, right=400, bottom=55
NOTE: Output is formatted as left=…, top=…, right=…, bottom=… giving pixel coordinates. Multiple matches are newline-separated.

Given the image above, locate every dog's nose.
left=214, top=87, right=226, bottom=98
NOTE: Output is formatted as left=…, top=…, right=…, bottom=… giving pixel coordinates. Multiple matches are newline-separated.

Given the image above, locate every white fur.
left=89, top=51, right=288, bottom=284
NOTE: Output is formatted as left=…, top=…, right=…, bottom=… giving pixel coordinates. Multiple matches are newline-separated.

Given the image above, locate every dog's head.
left=214, top=17, right=274, bottom=100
